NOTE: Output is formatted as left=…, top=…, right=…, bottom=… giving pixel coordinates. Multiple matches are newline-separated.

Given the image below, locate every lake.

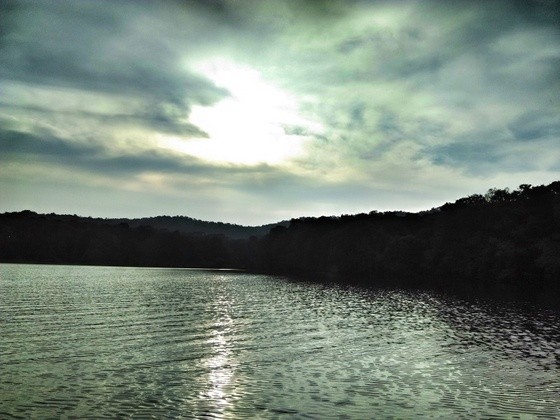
left=1, top=264, right=559, bottom=418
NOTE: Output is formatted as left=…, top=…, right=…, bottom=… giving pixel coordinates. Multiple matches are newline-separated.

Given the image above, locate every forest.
left=1, top=181, right=559, bottom=305
left=0, top=211, right=255, bottom=268
left=256, top=182, right=560, bottom=305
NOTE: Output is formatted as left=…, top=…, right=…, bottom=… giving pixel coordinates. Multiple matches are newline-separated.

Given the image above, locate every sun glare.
left=161, top=60, right=313, bottom=165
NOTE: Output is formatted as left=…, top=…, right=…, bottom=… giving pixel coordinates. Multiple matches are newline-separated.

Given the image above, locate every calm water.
left=1, top=264, right=559, bottom=419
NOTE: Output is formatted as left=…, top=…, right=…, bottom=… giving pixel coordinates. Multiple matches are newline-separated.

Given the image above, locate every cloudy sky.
left=1, top=0, right=559, bottom=225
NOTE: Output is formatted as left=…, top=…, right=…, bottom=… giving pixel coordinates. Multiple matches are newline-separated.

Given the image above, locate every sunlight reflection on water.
left=199, top=279, right=237, bottom=415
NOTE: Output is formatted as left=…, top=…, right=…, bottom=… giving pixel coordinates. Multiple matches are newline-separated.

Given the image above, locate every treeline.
left=256, top=182, right=560, bottom=305
left=0, top=211, right=256, bottom=268
left=1, top=181, right=559, bottom=305
left=0, top=212, right=286, bottom=240
left=108, top=215, right=287, bottom=239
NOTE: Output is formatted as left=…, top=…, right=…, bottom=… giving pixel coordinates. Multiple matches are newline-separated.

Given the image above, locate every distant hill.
left=107, top=215, right=289, bottom=239
left=0, top=211, right=287, bottom=268
left=0, top=211, right=289, bottom=240
left=0, top=210, right=276, bottom=268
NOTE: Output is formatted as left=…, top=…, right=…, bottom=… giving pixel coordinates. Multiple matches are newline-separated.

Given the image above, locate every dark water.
left=1, top=264, right=559, bottom=419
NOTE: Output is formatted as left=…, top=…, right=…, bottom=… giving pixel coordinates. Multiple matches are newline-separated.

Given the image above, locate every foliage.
left=0, top=212, right=252, bottom=268
left=255, top=182, right=560, bottom=305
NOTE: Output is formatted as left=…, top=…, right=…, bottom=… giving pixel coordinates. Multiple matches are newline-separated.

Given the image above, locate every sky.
left=1, top=0, right=559, bottom=225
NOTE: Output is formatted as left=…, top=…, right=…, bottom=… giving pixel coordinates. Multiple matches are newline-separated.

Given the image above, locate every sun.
left=160, top=59, right=314, bottom=165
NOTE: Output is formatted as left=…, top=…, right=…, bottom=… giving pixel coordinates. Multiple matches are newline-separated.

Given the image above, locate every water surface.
left=1, top=264, right=559, bottom=418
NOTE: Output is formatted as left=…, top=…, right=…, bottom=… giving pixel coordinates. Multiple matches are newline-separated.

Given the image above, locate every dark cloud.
left=364, top=1, right=560, bottom=84
left=0, top=1, right=19, bottom=47
left=0, top=128, right=98, bottom=159
left=432, top=140, right=504, bottom=168
left=285, top=0, right=358, bottom=19
left=282, top=125, right=311, bottom=136
left=377, top=112, right=401, bottom=136
left=0, top=0, right=229, bottom=123
left=509, top=111, right=560, bottom=142
left=349, top=103, right=365, bottom=128
left=0, top=103, right=209, bottom=138
left=430, top=125, right=559, bottom=176
left=139, top=107, right=209, bottom=137
left=0, top=128, right=202, bottom=175
left=510, top=0, right=560, bottom=25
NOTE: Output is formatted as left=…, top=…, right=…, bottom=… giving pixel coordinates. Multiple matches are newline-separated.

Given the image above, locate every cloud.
left=0, top=1, right=229, bottom=138
left=0, top=127, right=187, bottom=174
left=0, top=128, right=97, bottom=159
left=0, top=126, right=232, bottom=177
left=0, top=126, right=315, bottom=190
left=509, top=111, right=560, bottom=142
left=430, top=124, right=560, bottom=176
left=1, top=0, right=559, bottom=223
left=285, top=1, right=558, bottom=178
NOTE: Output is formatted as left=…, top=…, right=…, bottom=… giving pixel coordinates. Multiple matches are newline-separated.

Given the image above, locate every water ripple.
left=1, top=264, right=559, bottom=418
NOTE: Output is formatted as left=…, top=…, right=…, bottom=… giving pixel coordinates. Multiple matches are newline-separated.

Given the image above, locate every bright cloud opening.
left=161, top=60, right=314, bottom=165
